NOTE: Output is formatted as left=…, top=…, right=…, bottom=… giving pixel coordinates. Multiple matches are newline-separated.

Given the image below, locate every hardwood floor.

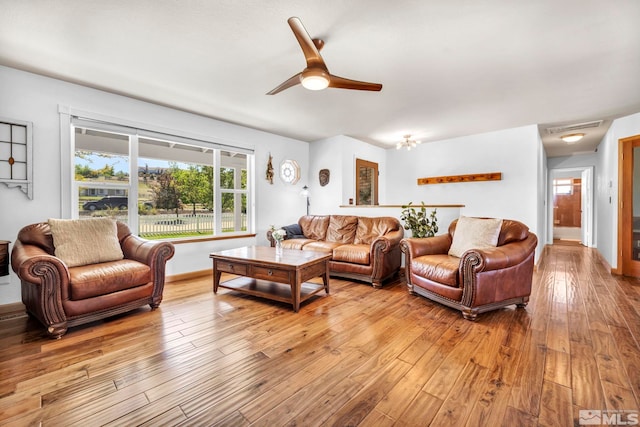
left=0, top=244, right=639, bottom=426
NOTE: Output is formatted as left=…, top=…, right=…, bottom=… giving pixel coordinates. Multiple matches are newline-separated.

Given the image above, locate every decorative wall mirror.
left=280, top=159, right=300, bottom=184
left=0, top=118, right=33, bottom=199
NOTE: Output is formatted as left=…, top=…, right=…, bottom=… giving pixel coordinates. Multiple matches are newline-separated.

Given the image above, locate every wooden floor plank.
left=0, top=244, right=638, bottom=426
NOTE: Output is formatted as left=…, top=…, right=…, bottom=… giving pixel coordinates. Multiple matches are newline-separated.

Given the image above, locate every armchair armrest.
left=121, top=234, right=174, bottom=267
left=460, top=233, right=538, bottom=273
left=11, top=240, right=70, bottom=285
left=400, top=234, right=452, bottom=259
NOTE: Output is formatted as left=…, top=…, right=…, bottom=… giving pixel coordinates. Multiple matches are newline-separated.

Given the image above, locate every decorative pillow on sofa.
left=448, top=216, right=503, bottom=258
left=48, top=218, right=124, bottom=267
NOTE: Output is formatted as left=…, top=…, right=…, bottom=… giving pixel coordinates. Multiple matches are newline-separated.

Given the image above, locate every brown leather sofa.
left=11, top=221, right=175, bottom=338
left=268, top=215, right=404, bottom=287
left=400, top=218, right=537, bottom=320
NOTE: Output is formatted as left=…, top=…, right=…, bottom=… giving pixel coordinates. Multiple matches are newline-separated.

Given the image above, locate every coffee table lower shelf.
left=217, top=276, right=326, bottom=309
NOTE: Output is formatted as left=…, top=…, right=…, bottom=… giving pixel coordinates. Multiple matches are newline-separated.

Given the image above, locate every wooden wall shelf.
left=417, top=172, right=502, bottom=185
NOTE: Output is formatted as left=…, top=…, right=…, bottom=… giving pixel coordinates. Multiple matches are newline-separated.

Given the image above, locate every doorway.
left=617, top=134, right=640, bottom=277
left=548, top=167, right=593, bottom=247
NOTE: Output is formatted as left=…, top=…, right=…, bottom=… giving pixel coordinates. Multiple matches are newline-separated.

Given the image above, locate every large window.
left=71, top=119, right=253, bottom=239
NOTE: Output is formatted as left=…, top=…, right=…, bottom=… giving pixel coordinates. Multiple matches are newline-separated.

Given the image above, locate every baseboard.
left=166, top=269, right=210, bottom=283
left=0, top=302, right=26, bottom=321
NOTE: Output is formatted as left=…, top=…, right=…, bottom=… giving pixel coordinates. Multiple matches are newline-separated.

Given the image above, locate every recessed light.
left=561, top=133, right=585, bottom=144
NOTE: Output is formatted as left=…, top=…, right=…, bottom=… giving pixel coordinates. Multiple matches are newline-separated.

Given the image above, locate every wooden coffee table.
left=210, top=246, right=331, bottom=312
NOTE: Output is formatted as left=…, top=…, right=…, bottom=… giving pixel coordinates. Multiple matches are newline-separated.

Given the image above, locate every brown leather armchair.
left=400, top=218, right=537, bottom=320
left=11, top=221, right=175, bottom=338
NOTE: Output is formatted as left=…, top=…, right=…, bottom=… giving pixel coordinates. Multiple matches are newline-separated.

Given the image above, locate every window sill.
left=163, top=233, right=257, bottom=245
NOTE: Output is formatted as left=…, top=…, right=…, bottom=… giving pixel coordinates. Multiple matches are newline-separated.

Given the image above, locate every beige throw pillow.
left=448, top=216, right=503, bottom=258
left=48, top=218, right=124, bottom=267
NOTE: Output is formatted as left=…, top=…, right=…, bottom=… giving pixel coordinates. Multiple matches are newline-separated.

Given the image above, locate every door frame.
left=547, top=166, right=594, bottom=247
left=617, top=134, right=640, bottom=277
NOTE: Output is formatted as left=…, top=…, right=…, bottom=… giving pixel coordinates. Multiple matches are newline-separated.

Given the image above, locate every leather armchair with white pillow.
left=12, top=219, right=174, bottom=338
left=400, top=217, right=537, bottom=320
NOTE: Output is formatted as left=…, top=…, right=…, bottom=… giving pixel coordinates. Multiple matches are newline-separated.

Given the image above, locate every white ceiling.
left=1, top=0, right=639, bottom=157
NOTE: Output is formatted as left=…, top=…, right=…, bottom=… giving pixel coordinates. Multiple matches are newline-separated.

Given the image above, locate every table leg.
left=213, top=268, right=222, bottom=293
left=323, top=261, right=330, bottom=294
left=292, top=278, right=301, bottom=312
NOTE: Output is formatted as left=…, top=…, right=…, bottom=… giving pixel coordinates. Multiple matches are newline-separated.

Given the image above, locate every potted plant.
left=400, top=202, right=438, bottom=238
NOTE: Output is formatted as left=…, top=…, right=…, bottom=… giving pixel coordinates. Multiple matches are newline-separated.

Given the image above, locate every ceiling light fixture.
left=560, top=133, right=585, bottom=144
left=396, top=134, right=421, bottom=150
left=300, top=68, right=330, bottom=91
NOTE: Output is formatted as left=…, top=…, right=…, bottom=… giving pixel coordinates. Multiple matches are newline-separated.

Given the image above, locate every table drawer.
left=216, top=261, right=247, bottom=276
left=252, top=266, right=290, bottom=282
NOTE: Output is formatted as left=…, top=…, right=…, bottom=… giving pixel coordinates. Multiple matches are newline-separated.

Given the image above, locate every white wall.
left=0, top=66, right=309, bottom=304
left=309, top=126, right=545, bottom=258
left=386, top=125, right=542, bottom=237
left=595, top=111, right=640, bottom=268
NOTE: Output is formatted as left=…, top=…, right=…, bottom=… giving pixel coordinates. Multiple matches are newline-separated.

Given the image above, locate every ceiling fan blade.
left=328, top=75, right=383, bottom=92
left=287, top=17, right=327, bottom=70
left=266, top=72, right=302, bottom=95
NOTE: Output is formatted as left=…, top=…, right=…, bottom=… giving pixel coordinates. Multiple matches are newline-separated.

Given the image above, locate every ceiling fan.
left=267, top=17, right=383, bottom=95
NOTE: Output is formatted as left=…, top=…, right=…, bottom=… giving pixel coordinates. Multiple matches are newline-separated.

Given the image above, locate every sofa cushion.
left=326, top=216, right=358, bottom=243
left=69, top=259, right=151, bottom=300
left=333, top=244, right=370, bottom=265
left=282, top=238, right=316, bottom=250
left=299, top=216, right=330, bottom=241
left=411, top=254, right=459, bottom=287
left=48, top=218, right=124, bottom=268
left=448, top=216, right=503, bottom=258
left=354, top=217, right=397, bottom=245
left=303, top=241, right=343, bottom=252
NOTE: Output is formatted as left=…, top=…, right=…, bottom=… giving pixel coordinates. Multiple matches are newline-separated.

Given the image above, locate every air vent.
left=546, top=120, right=603, bottom=135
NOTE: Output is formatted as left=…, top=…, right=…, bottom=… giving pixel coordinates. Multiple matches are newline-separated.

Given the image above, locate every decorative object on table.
left=0, top=119, right=33, bottom=199
left=396, top=134, right=421, bottom=151
left=279, top=159, right=300, bottom=184
left=400, top=202, right=438, bottom=238
left=417, top=172, right=502, bottom=185
left=319, top=169, right=330, bottom=186
left=266, top=153, right=274, bottom=184
left=300, top=185, right=310, bottom=215
left=269, top=225, right=286, bottom=255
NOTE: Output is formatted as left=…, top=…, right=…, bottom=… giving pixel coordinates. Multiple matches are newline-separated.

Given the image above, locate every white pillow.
left=448, top=216, right=503, bottom=258
left=48, top=218, right=124, bottom=267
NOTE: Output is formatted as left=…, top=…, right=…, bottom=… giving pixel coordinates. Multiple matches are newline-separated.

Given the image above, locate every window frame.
left=60, top=108, right=255, bottom=240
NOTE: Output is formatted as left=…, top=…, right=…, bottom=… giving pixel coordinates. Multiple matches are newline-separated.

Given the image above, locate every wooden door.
left=618, top=134, right=640, bottom=277
left=355, top=158, right=378, bottom=205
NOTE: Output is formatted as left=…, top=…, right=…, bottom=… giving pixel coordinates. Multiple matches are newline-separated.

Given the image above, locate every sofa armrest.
left=400, top=234, right=452, bottom=259
left=460, top=233, right=538, bottom=274
left=371, top=228, right=404, bottom=252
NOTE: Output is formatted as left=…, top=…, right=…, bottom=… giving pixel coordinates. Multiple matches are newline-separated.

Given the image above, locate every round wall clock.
left=280, top=159, right=300, bottom=184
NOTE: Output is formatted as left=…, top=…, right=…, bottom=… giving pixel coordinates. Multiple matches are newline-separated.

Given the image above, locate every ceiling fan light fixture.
left=561, top=133, right=585, bottom=144
left=301, top=69, right=330, bottom=91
